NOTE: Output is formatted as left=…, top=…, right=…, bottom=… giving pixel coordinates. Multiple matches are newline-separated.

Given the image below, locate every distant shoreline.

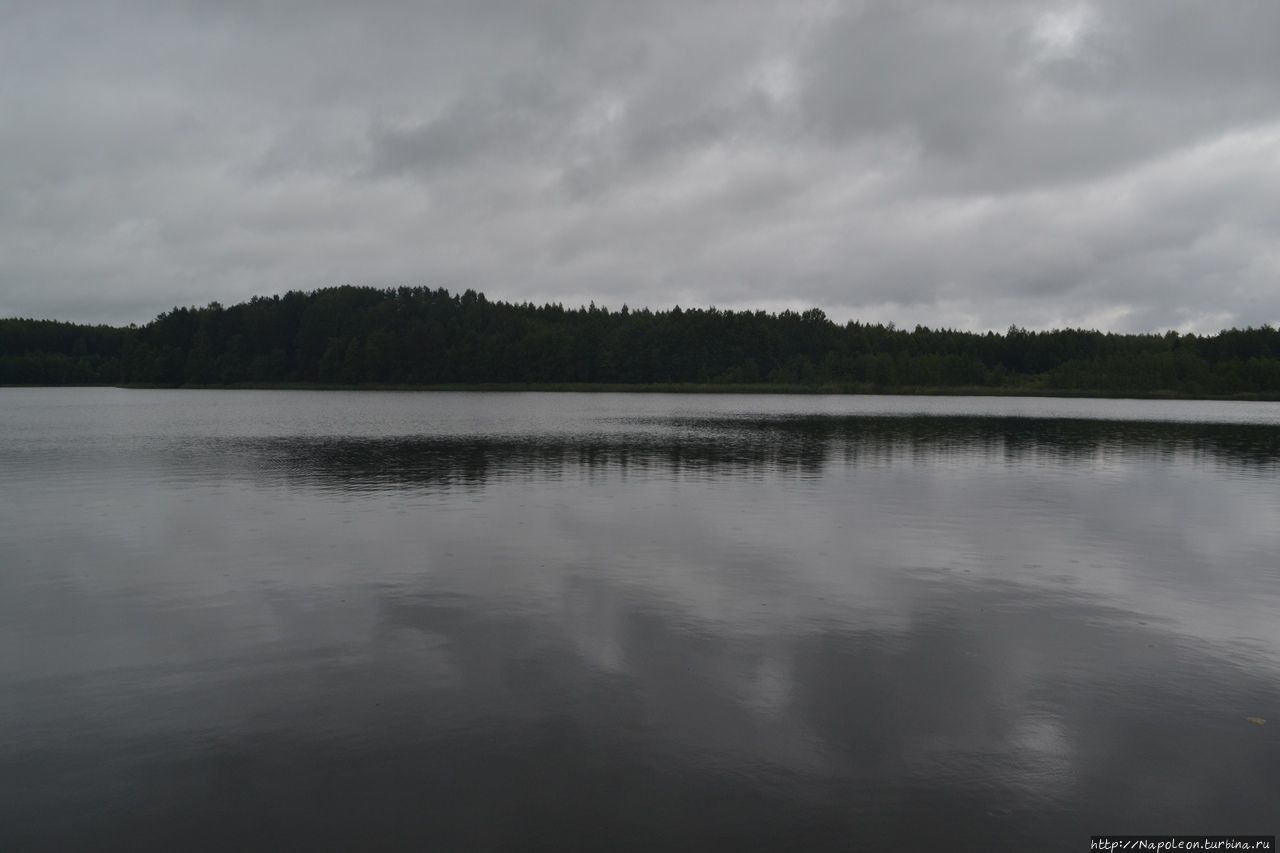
left=7, top=287, right=1280, bottom=396
left=4, top=382, right=1278, bottom=402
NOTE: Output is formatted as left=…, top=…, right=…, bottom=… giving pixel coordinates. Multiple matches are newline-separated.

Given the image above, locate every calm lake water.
left=2, top=388, right=1278, bottom=851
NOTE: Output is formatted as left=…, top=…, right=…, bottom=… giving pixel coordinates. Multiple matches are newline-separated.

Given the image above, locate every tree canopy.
left=3, top=286, right=1279, bottom=396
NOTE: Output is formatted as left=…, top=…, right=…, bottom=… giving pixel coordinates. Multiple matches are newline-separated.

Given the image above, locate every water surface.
left=2, top=389, right=1278, bottom=851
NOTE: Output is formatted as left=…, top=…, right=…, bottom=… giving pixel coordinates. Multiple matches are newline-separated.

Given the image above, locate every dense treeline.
left=3, top=286, right=1280, bottom=396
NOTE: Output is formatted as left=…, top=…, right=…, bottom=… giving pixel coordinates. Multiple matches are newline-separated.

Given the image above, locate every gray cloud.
left=2, top=0, right=1278, bottom=331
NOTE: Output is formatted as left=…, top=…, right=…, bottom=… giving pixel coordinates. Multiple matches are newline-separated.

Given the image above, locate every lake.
left=1, top=388, right=1277, bottom=851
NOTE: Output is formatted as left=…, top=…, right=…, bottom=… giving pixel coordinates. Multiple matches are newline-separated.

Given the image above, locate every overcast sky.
left=3, top=1, right=1279, bottom=331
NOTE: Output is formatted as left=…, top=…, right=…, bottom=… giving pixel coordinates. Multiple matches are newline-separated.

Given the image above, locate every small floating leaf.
left=1246, top=716, right=1266, bottom=726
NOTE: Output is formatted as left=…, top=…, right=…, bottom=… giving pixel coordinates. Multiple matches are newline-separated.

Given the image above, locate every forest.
left=3, top=285, right=1280, bottom=396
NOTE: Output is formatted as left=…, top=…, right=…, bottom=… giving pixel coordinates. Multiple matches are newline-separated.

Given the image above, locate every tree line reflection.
left=195, top=416, right=1280, bottom=491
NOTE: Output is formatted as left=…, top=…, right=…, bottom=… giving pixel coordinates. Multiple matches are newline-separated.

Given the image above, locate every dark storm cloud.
left=2, top=0, right=1278, bottom=331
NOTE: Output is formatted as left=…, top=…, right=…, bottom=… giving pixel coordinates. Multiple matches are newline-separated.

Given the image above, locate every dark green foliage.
left=0, top=318, right=130, bottom=384
left=3, top=286, right=1280, bottom=395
